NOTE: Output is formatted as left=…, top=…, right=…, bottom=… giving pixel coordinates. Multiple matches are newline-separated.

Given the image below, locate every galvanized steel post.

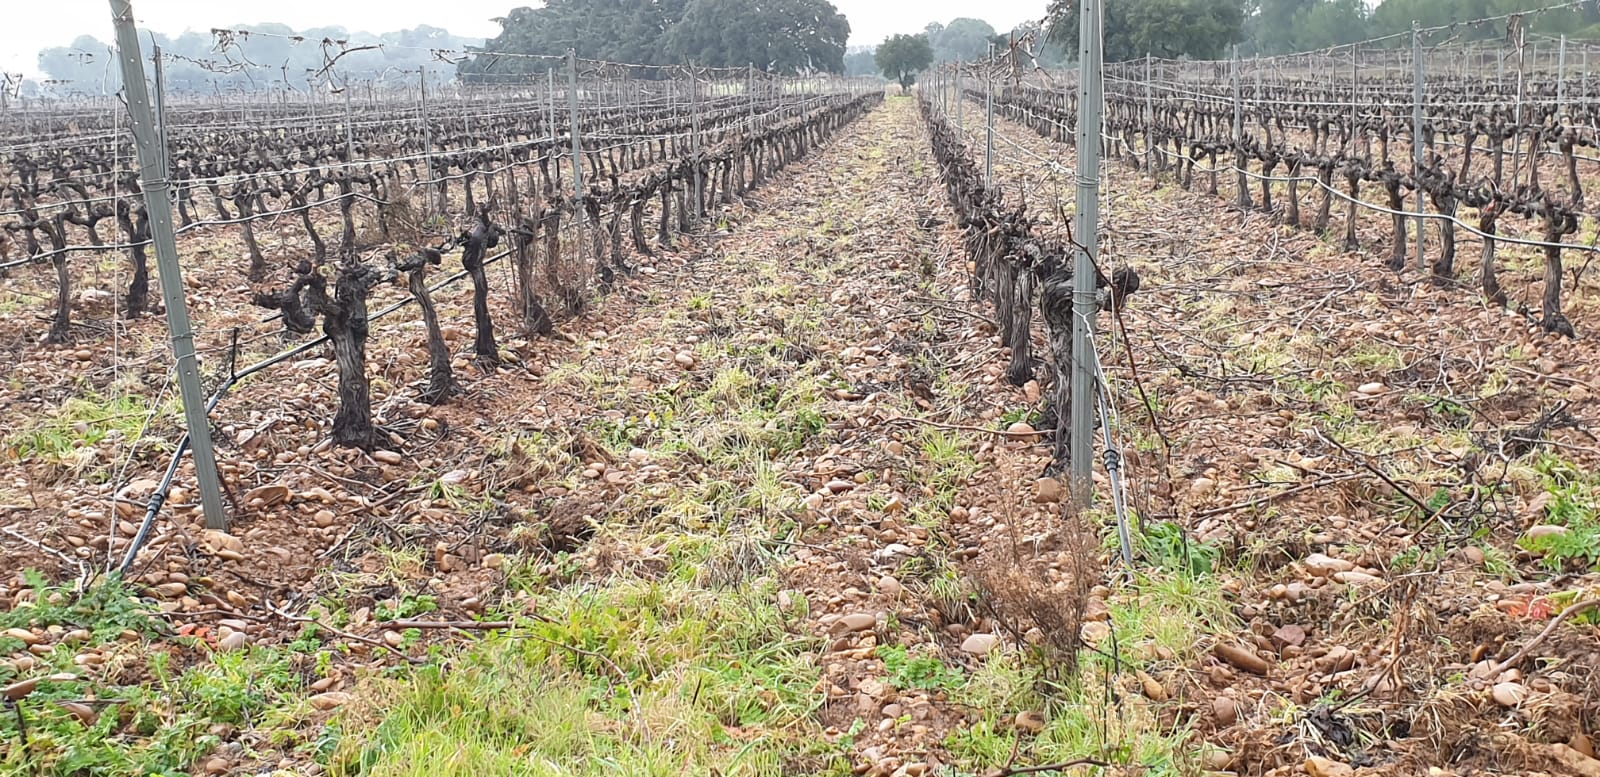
left=1071, top=0, right=1105, bottom=507
left=108, top=0, right=227, bottom=531
left=1413, top=21, right=1425, bottom=272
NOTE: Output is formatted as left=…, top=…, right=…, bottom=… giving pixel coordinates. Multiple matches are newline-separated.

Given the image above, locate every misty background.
left=7, top=0, right=1598, bottom=99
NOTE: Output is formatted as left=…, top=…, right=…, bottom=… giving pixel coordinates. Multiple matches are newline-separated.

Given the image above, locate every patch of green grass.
left=1521, top=513, right=1600, bottom=569
left=0, top=570, right=162, bottom=645
left=590, top=415, right=650, bottom=452
left=1389, top=543, right=1451, bottom=575
left=373, top=593, right=439, bottom=622
left=545, top=362, right=609, bottom=393
left=999, top=406, right=1040, bottom=427
left=0, top=291, right=29, bottom=316
left=1478, top=368, right=1511, bottom=398
left=1480, top=544, right=1516, bottom=578
left=948, top=472, right=1233, bottom=774
left=910, top=428, right=980, bottom=513
left=1104, top=571, right=1238, bottom=666
left=329, top=576, right=841, bottom=777
left=879, top=644, right=965, bottom=691
left=932, top=369, right=973, bottom=405
left=1339, top=341, right=1404, bottom=371
left=1405, top=393, right=1473, bottom=428
left=1131, top=520, right=1221, bottom=577
left=4, top=392, right=172, bottom=480
left=0, top=573, right=313, bottom=777
left=1519, top=454, right=1600, bottom=570
left=1282, top=374, right=1344, bottom=403
left=946, top=651, right=1195, bottom=776
left=426, top=480, right=496, bottom=515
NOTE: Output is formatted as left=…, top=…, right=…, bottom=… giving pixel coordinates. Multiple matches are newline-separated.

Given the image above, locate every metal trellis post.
left=1559, top=35, right=1567, bottom=114
left=691, top=64, right=703, bottom=222
left=1413, top=21, right=1425, bottom=273
left=1145, top=53, right=1154, bottom=170
left=984, top=44, right=995, bottom=187
left=955, top=63, right=963, bottom=135
left=343, top=79, right=354, bottom=162
left=1231, top=45, right=1246, bottom=208
left=1071, top=0, right=1105, bottom=508
left=1350, top=46, right=1359, bottom=153
left=108, top=0, right=228, bottom=531
left=567, top=50, right=587, bottom=259
left=419, top=68, right=433, bottom=217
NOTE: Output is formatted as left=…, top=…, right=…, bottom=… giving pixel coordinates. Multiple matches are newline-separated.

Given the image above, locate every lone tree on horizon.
left=876, top=33, right=933, bottom=93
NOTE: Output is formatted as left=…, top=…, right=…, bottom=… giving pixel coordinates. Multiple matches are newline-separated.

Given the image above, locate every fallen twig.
left=377, top=620, right=514, bottom=631
left=1507, top=365, right=1600, bottom=393
left=1313, top=429, right=1438, bottom=519
left=1191, top=473, right=1366, bottom=518
left=907, top=296, right=997, bottom=326
left=884, top=415, right=1044, bottom=439
left=1486, top=598, right=1600, bottom=677
left=156, top=606, right=422, bottom=664
left=261, top=603, right=425, bottom=665
left=2, top=527, right=90, bottom=592
left=989, top=758, right=1112, bottom=776
left=337, top=483, right=427, bottom=518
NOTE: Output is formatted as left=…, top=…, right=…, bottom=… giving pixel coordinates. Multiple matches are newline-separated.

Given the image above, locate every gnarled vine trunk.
left=400, top=248, right=454, bottom=404
left=305, top=262, right=384, bottom=450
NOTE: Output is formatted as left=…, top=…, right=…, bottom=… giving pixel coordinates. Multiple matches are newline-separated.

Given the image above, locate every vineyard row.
left=966, top=66, right=1599, bottom=336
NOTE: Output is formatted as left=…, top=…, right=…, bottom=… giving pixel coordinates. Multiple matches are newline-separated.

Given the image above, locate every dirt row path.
left=466, top=94, right=1097, bottom=776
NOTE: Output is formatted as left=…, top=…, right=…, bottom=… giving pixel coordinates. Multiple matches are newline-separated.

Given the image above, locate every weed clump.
left=970, top=507, right=1098, bottom=678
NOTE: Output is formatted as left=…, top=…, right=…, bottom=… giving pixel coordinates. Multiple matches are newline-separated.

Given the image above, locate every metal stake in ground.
left=567, top=50, right=588, bottom=268
left=343, top=76, right=354, bottom=163
left=691, top=64, right=703, bottom=222
left=1412, top=20, right=1426, bottom=273
left=1231, top=45, right=1248, bottom=208
left=420, top=67, right=433, bottom=218
left=1559, top=35, right=1567, bottom=115
left=1071, top=0, right=1105, bottom=506
left=1145, top=53, right=1154, bottom=171
left=108, top=0, right=228, bottom=531
left=955, top=64, right=963, bottom=135
left=1349, top=46, right=1358, bottom=156
left=985, top=44, right=995, bottom=188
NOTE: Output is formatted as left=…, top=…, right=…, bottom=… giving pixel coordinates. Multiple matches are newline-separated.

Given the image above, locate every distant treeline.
left=455, top=0, right=851, bottom=79
left=1044, top=0, right=1600, bottom=64
left=33, top=24, right=479, bottom=96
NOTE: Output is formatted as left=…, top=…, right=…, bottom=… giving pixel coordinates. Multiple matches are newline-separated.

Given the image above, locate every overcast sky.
left=1, top=0, right=1048, bottom=77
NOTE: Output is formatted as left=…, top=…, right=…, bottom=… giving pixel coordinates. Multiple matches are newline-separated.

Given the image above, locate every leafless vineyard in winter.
left=1, top=15, right=1599, bottom=777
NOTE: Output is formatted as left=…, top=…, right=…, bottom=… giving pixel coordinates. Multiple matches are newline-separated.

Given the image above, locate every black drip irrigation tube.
left=116, top=246, right=513, bottom=575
